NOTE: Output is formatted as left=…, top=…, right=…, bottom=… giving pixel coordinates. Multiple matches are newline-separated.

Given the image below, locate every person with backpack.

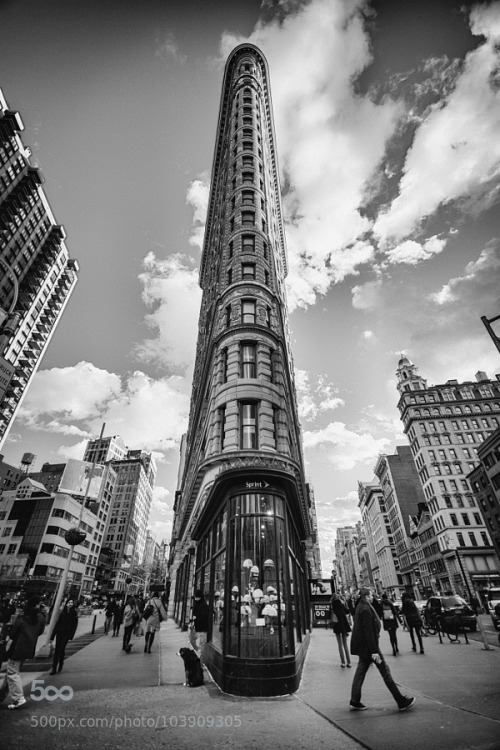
left=401, top=592, right=424, bottom=654
left=122, top=595, right=141, bottom=653
left=143, top=590, right=167, bottom=654
left=381, top=593, right=401, bottom=656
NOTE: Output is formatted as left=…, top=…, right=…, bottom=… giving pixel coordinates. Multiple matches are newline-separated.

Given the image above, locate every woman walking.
left=49, top=599, right=78, bottom=674
left=104, top=598, right=116, bottom=635
left=122, top=595, right=140, bottom=653
left=401, top=592, right=424, bottom=654
left=381, top=593, right=401, bottom=655
left=143, top=590, right=167, bottom=654
left=330, top=593, right=352, bottom=668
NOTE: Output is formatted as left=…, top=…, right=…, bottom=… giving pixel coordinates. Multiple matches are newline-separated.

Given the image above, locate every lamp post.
left=38, top=423, right=105, bottom=656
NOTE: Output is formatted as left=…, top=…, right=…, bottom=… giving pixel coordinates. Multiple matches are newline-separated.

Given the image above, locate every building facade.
left=357, top=483, right=400, bottom=595
left=168, top=44, right=319, bottom=696
left=0, top=478, right=99, bottom=600
left=374, top=446, right=427, bottom=594
left=99, top=449, right=156, bottom=593
left=0, top=89, right=79, bottom=448
left=396, top=357, right=500, bottom=596
left=468, top=426, right=500, bottom=588
left=334, top=526, right=362, bottom=593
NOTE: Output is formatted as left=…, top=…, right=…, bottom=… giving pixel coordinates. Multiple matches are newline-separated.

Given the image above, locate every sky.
left=1, top=0, right=500, bottom=574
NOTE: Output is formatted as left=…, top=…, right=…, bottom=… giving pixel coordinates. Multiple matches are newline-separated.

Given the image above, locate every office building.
left=468, top=426, right=500, bottom=584
left=373, top=446, right=427, bottom=594
left=396, top=357, right=500, bottom=596
left=0, top=89, right=79, bottom=448
left=168, top=44, right=319, bottom=696
left=357, top=484, right=399, bottom=595
left=0, top=477, right=99, bottom=599
left=99, top=448, right=156, bottom=593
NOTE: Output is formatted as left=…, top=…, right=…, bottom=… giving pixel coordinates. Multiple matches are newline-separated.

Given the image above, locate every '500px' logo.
left=30, top=679, right=74, bottom=701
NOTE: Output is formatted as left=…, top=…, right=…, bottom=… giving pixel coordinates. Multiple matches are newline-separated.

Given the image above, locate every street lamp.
left=38, top=423, right=106, bottom=656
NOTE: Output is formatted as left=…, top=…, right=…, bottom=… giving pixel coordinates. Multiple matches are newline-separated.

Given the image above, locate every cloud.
left=135, top=252, right=202, bottom=372
left=18, top=362, right=122, bottom=421
left=151, top=485, right=173, bottom=515
left=17, top=363, right=191, bottom=456
left=351, top=277, right=383, bottom=310
left=384, top=235, right=447, bottom=265
left=303, top=421, right=391, bottom=470
left=373, top=5, right=500, bottom=244
left=155, top=30, right=187, bottom=64
left=315, top=490, right=362, bottom=568
left=220, top=0, right=401, bottom=310
left=295, top=369, right=344, bottom=422
left=431, top=241, right=500, bottom=307
left=186, top=175, right=210, bottom=251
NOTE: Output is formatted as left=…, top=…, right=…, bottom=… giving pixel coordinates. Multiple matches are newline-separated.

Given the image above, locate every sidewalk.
left=3, top=615, right=500, bottom=750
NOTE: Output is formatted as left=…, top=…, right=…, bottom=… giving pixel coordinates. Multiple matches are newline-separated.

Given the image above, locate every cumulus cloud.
left=373, top=4, right=500, bottom=244
left=186, top=175, right=210, bottom=251
left=19, top=362, right=122, bottom=422
left=155, top=30, right=187, bottom=64
left=17, top=363, right=191, bottom=456
left=385, top=235, right=447, bottom=265
left=220, top=0, right=401, bottom=310
left=303, top=421, right=391, bottom=470
left=351, top=277, right=383, bottom=310
left=135, top=252, right=202, bottom=372
left=431, top=242, right=500, bottom=306
left=295, top=369, right=344, bottom=422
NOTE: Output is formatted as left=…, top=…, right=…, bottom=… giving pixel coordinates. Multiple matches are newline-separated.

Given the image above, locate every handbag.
left=142, top=604, right=154, bottom=620
left=331, top=612, right=338, bottom=624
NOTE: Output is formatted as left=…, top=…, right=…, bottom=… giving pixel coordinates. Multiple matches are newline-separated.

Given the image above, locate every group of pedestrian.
left=102, top=589, right=168, bottom=654
left=330, top=588, right=418, bottom=712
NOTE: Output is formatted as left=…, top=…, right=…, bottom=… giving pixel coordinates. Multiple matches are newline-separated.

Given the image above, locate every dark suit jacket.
left=350, top=598, right=380, bottom=659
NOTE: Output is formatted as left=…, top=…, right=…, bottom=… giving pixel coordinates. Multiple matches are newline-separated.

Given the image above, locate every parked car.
left=424, top=595, right=477, bottom=631
left=487, top=588, right=500, bottom=630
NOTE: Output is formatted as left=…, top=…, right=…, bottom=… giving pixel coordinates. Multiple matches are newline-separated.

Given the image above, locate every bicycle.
left=422, top=609, right=439, bottom=636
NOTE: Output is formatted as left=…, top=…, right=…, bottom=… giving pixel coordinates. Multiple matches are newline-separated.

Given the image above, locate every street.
left=1, top=614, right=500, bottom=750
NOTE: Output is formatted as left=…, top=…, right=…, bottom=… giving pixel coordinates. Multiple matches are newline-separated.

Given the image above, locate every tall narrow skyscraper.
left=168, top=44, right=319, bottom=696
left=0, top=89, right=79, bottom=448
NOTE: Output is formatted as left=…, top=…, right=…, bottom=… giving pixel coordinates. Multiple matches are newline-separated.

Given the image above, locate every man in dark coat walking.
left=49, top=599, right=78, bottom=674
left=349, top=587, right=415, bottom=712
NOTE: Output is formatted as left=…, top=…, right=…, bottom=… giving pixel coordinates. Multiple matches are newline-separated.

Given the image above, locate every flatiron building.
left=168, top=44, right=320, bottom=696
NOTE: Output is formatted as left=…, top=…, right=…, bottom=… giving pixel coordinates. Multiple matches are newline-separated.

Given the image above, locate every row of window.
left=218, top=401, right=280, bottom=451
left=0, top=543, right=17, bottom=555
left=220, top=341, right=275, bottom=382
left=224, top=299, right=271, bottom=328
left=226, top=262, right=270, bottom=286
left=410, top=401, right=498, bottom=418
left=418, top=417, right=498, bottom=432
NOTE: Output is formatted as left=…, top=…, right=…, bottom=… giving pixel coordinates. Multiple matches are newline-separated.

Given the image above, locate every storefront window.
left=228, top=492, right=289, bottom=658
